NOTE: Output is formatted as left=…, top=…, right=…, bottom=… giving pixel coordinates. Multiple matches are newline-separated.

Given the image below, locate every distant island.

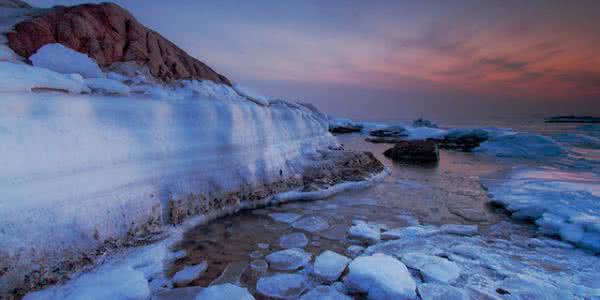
left=545, top=116, right=600, bottom=123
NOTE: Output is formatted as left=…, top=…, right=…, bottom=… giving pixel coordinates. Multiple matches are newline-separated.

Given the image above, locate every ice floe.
left=265, top=248, right=312, bottom=271
left=279, top=232, right=309, bottom=249
left=344, top=253, right=416, bottom=300
left=347, top=223, right=381, bottom=245
left=312, top=250, right=351, bottom=282
left=172, top=262, right=207, bottom=287
left=256, top=273, right=307, bottom=299
left=484, top=168, right=600, bottom=253
left=300, top=285, right=351, bottom=300
left=269, top=212, right=303, bottom=224
left=0, top=61, right=90, bottom=93
left=292, top=216, right=330, bottom=232
left=194, top=283, right=255, bottom=300
left=417, top=283, right=468, bottom=300
left=401, top=253, right=461, bottom=284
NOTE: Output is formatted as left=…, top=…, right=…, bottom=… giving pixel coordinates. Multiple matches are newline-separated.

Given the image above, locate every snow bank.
left=484, top=168, right=600, bottom=253
left=0, top=89, right=335, bottom=294
left=83, top=78, right=130, bottom=95
left=0, top=61, right=90, bottom=93
left=233, top=84, right=271, bottom=106
left=29, top=43, right=104, bottom=78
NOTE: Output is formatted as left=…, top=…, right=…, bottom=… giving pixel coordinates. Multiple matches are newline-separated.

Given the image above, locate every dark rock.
left=383, top=140, right=439, bottom=163
left=412, top=118, right=438, bottom=128
left=429, top=134, right=486, bottom=151
left=369, top=126, right=408, bottom=138
left=6, top=3, right=231, bottom=85
left=545, top=116, right=600, bottom=123
left=329, top=125, right=362, bottom=134
left=365, top=136, right=405, bottom=144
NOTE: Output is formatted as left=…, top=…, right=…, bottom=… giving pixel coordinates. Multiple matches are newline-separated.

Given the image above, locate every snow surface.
left=30, top=43, right=104, bottom=78
left=344, top=253, right=416, bottom=300
left=401, top=253, right=461, bottom=284
left=484, top=168, right=600, bottom=253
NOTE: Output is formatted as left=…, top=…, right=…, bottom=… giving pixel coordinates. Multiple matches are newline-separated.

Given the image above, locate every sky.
left=28, top=0, right=600, bottom=122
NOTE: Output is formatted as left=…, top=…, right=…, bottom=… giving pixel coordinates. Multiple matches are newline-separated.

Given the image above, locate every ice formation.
left=312, top=250, right=351, bottom=282
left=484, top=168, right=600, bottom=253
left=265, top=248, right=312, bottom=271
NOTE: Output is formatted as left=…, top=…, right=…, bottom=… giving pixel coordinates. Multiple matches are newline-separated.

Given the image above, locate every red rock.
left=6, top=3, right=231, bottom=85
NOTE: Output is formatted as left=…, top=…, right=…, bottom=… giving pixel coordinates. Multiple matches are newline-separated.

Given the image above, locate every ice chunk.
left=265, top=248, right=312, bottom=271
left=300, top=285, right=352, bottom=300
left=0, top=61, right=90, bottom=93
left=292, top=216, right=329, bottom=232
left=250, top=259, right=268, bottom=273
left=348, top=223, right=380, bottom=244
left=172, top=262, right=207, bottom=287
left=84, top=78, right=130, bottom=95
left=401, top=253, right=461, bottom=284
left=30, top=43, right=103, bottom=78
left=152, top=286, right=203, bottom=300
left=418, top=283, right=468, bottom=300
left=344, top=253, right=416, bottom=300
left=210, top=261, right=247, bottom=286
left=279, top=232, right=309, bottom=249
left=440, top=224, right=478, bottom=236
left=269, top=212, right=303, bottom=224
left=346, top=245, right=365, bottom=257
left=256, top=273, right=307, bottom=299
left=381, top=225, right=440, bottom=240
left=312, top=250, right=350, bottom=282
left=194, top=283, right=255, bottom=300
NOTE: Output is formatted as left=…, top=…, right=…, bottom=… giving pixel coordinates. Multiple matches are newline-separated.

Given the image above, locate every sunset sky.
left=29, top=0, right=600, bottom=120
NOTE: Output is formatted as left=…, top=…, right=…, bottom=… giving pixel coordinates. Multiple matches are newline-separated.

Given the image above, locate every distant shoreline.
left=545, top=116, right=600, bottom=123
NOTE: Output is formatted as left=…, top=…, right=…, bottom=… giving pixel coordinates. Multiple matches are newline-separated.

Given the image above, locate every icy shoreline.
left=22, top=169, right=389, bottom=300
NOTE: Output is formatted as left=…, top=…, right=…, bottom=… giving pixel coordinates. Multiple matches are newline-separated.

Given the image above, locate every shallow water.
left=168, top=121, right=600, bottom=299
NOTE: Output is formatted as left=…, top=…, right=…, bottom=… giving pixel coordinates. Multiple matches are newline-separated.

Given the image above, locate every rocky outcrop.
left=429, top=134, right=487, bottom=151
left=383, top=140, right=439, bottom=163
left=6, top=3, right=231, bottom=84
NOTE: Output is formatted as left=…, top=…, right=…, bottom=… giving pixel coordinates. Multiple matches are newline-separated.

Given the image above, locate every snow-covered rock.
left=265, top=248, right=312, bottom=271
left=250, top=259, right=268, bottom=273
left=29, top=43, right=104, bottom=78
left=279, top=232, right=309, bottom=249
left=292, top=216, right=330, bottom=232
left=0, top=61, right=90, bottom=93
left=417, top=283, right=468, bottom=300
left=401, top=253, right=461, bottom=284
left=344, top=254, right=416, bottom=300
left=269, top=212, right=303, bottom=224
left=194, top=284, right=255, bottom=300
left=348, top=223, right=381, bottom=244
left=300, top=285, right=352, bottom=300
left=256, top=273, right=308, bottom=299
left=346, top=245, right=365, bottom=257
left=172, top=262, right=207, bottom=287
left=312, top=250, right=351, bottom=282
